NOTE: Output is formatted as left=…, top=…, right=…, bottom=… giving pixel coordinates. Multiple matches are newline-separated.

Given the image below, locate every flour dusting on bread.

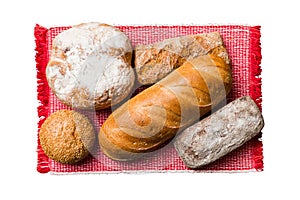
left=46, top=22, right=134, bottom=110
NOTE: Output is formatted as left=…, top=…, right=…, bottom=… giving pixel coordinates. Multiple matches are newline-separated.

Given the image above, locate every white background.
left=0, top=0, right=299, bottom=199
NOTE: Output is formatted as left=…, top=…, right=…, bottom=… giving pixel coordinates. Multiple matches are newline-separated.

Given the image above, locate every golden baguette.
left=99, top=54, right=232, bottom=161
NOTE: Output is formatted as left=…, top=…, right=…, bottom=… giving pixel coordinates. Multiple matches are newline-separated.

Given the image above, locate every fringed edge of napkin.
left=249, top=26, right=263, bottom=171
left=35, top=24, right=50, bottom=173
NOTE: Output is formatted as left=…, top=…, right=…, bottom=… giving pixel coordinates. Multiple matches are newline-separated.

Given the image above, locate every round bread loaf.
left=46, top=22, right=135, bottom=110
left=39, top=110, right=95, bottom=164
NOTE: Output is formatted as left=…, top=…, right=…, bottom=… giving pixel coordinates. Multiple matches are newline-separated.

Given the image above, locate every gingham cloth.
left=35, top=25, right=263, bottom=173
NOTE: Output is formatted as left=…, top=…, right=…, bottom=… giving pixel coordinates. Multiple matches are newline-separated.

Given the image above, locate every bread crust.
left=99, top=54, right=232, bottom=161
left=46, top=22, right=135, bottom=110
left=39, top=110, right=95, bottom=164
left=135, top=32, right=230, bottom=85
left=174, top=96, right=264, bottom=168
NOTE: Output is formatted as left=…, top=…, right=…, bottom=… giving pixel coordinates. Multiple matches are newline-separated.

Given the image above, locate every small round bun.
left=46, top=22, right=135, bottom=110
left=39, top=110, right=95, bottom=164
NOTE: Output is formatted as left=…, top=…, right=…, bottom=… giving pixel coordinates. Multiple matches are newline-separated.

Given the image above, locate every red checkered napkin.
left=35, top=24, right=263, bottom=173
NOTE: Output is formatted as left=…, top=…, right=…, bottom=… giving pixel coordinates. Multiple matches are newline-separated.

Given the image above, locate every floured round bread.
left=39, top=110, right=95, bottom=164
left=46, top=22, right=135, bottom=110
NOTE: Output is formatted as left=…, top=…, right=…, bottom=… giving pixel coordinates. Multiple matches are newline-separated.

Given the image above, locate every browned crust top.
left=39, top=110, right=95, bottom=164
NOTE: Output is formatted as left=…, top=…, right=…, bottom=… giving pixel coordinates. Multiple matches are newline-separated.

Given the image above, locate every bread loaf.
left=46, top=22, right=135, bottom=110
left=174, top=96, right=264, bottom=169
left=135, top=32, right=230, bottom=85
left=99, top=54, right=232, bottom=161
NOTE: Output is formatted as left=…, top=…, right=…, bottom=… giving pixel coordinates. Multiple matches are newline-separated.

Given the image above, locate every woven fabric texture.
left=35, top=25, right=263, bottom=173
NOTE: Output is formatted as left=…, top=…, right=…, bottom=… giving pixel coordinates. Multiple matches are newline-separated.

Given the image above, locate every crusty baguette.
left=99, top=54, right=232, bottom=161
left=135, top=32, right=230, bottom=85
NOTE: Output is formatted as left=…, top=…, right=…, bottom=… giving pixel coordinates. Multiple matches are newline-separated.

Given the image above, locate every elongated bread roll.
left=135, top=32, right=230, bottom=85
left=98, top=54, right=232, bottom=161
left=174, top=96, right=264, bottom=169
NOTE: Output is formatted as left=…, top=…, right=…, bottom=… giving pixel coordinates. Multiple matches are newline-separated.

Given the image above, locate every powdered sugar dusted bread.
left=46, top=22, right=135, bottom=110
left=135, top=32, right=230, bottom=85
